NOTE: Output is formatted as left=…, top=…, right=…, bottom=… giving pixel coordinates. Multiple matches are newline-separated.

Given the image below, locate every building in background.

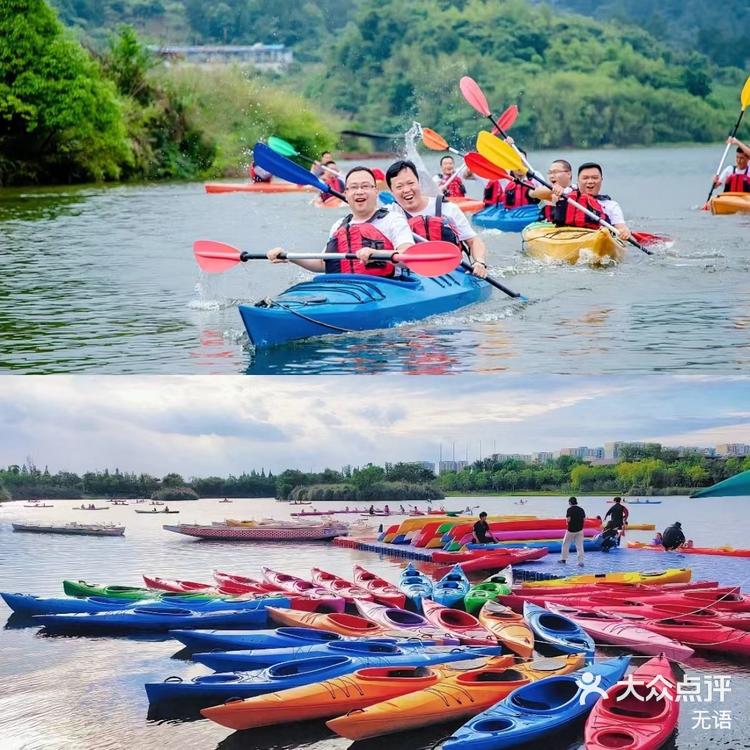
left=150, top=44, right=293, bottom=72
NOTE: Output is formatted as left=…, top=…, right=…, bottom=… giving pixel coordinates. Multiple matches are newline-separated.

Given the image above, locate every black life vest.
left=724, top=167, right=750, bottom=193
left=554, top=189, right=610, bottom=229
left=324, top=208, right=396, bottom=276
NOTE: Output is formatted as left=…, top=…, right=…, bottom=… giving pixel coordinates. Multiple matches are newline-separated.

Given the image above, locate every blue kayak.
left=193, top=641, right=499, bottom=671
left=238, top=270, right=491, bottom=349
left=170, top=625, right=357, bottom=651
left=1, top=592, right=289, bottom=617
left=34, top=605, right=272, bottom=633
left=443, top=656, right=630, bottom=750
left=473, top=204, right=540, bottom=232
left=399, top=563, right=433, bottom=612
left=146, top=650, right=492, bottom=706
left=523, top=602, right=595, bottom=657
left=432, top=564, right=471, bottom=608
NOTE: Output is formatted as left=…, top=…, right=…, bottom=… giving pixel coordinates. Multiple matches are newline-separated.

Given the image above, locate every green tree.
left=0, top=0, right=130, bottom=184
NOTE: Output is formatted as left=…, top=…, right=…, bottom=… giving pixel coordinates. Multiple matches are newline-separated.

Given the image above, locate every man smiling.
left=386, top=160, right=488, bottom=278
left=267, top=166, right=413, bottom=276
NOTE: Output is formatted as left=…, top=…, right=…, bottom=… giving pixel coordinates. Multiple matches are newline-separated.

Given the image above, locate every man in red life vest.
left=318, top=160, right=345, bottom=204
left=267, top=166, right=413, bottom=275
left=549, top=162, right=631, bottom=241
left=436, top=156, right=467, bottom=198
left=483, top=179, right=504, bottom=207
left=531, top=159, right=574, bottom=222
left=311, top=151, right=334, bottom=178
left=386, top=160, right=488, bottom=279
left=714, top=138, right=750, bottom=193
left=249, top=161, right=272, bottom=183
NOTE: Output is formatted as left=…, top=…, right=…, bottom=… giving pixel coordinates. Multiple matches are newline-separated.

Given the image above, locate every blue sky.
left=0, top=375, right=748, bottom=475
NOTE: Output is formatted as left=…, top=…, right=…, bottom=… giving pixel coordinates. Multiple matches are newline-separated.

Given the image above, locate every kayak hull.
left=352, top=565, right=406, bottom=608
left=523, top=602, right=595, bottom=656
left=521, top=567, right=691, bottom=588
left=238, top=270, right=491, bottom=349
left=204, top=182, right=308, bottom=194
left=473, top=204, right=539, bottom=232
left=521, top=222, right=626, bottom=265
left=478, top=601, right=534, bottom=658
left=710, top=192, right=750, bottom=215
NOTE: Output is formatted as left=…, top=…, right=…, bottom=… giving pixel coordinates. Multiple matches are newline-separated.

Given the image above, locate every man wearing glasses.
left=531, top=159, right=575, bottom=221
left=267, top=166, right=413, bottom=276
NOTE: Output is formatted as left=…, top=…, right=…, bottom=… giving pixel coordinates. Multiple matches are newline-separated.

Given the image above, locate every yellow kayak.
left=521, top=222, right=626, bottom=265
left=710, top=192, right=750, bottom=215
left=521, top=567, right=691, bottom=588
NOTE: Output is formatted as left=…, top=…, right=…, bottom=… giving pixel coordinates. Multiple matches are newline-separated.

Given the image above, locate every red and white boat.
left=163, top=521, right=347, bottom=541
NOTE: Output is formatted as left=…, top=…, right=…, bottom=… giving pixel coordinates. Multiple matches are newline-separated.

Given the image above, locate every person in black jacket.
left=662, top=522, right=686, bottom=551
left=472, top=512, right=496, bottom=544
left=560, top=497, right=586, bottom=566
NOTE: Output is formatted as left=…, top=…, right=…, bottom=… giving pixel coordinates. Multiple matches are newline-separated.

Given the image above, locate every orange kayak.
left=327, top=653, right=585, bottom=741
left=201, top=658, right=509, bottom=730
left=204, top=182, right=309, bottom=194
left=710, top=192, right=750, bottom=215
left=266, top=606, right=386, bottom=637
left=477, top=600, right=534, bottom=657
left=421, top=600, right=497, bottom=645
left=447, top=197, right=485, bottom=214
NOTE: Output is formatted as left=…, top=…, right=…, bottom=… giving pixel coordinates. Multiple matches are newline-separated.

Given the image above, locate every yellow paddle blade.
left=476, top=131, right=525, bottom=173
left=742, top=76, right=750, bottom=110
left=421, top=127, right=450, bottom=151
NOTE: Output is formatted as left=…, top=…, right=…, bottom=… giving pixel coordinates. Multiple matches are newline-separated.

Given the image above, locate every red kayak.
left=595, top=599, right=750, bottom=632
left=421, top=599, right=497, bottom=645
left=260, top=567, right=346, bottom=612
left=142, top=575, right=216, bottom=593
left=310, top=568, right=375, bottom=604
left=352, top=565, right=406, bottom=608
left=212, top=571, right=283, bottom=594
left=585, top=655, right=679, bottom=750
left=433, top=548, right=548, bottom=577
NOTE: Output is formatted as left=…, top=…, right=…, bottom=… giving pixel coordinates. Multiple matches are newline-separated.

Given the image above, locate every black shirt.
left=662, top=525, right=685, bottom=549
left=605, top=503, right=626, bottom=527
left=473, top=519, right=493, bottom=544
left=566, top=505, right=586, bottom=533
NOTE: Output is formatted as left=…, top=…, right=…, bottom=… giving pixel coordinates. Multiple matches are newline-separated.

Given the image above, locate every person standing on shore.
left=560, top=497, right=586, bottom=566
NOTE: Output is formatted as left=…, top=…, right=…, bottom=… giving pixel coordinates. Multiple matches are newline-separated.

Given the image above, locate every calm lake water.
left=1, top=495, right=748, bottom=749
left=2, top=146, right=748, bottom=375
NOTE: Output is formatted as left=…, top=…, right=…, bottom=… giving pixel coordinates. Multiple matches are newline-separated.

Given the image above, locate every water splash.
left=404, top=122, right=439, bottom=198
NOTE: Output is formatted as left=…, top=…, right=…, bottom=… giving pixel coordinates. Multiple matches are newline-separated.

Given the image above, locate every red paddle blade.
left=459, top=76, right=490, bottom=117
left=464, top=152, right=511, bottom=181
left=631, top=231, right=673, bottom=248
left=397, top=241, right=461, bottom=276
left=194, top=240, right=243, bottom=273
left=497, top=104, right=518, bottom=132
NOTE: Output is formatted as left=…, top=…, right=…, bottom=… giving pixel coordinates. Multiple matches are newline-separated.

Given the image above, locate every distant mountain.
left=544, top=0, right=749, bottom=68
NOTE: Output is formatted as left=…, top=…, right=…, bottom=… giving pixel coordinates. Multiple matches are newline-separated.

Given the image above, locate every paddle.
left=702, top=76, right=750, bottom=209
left=194, top=240, right=461, bottom=277
left=267, top=136, right=341, bottom=178
left=254, top=142, right=528, bottom=300
left=476, top=132, right=652, bottom=255
left=464, top=152, right=515, bottom=182
left=254, top=142, right=347, bottom=200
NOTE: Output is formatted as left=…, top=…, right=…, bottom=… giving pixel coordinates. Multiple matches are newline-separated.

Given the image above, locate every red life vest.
left=724, top=167, right=750, bottom=193
left=324, top=209, right=396, bottom=276
left=483, top=180, right=504, bottom=207
left=405, top=195, right=461, bottom=246
left=555, top=189, right=610, bottom=229
left=320, top=174, right=345, bottom=203
left=540, top=203, right=555, bottom=222
left=503, top=182, right=538, bottom=208
left=440, top=175, right=466, bottom=198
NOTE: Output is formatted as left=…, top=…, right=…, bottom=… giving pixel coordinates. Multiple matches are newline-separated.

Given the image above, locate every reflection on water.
left=2, top=146, right=750, bottom=374
left=0, top=496, right=748, bottom=749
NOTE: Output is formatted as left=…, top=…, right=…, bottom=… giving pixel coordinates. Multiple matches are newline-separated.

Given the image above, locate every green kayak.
left=464, top=568, right=513, bottom=615
left=62, top=580, right=221, bottom=601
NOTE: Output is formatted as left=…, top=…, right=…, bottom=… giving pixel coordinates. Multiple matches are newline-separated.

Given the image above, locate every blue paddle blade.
left=253, top=142, right=331, bottom=194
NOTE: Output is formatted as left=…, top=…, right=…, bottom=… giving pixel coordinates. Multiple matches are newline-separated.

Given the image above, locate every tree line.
left=1, top=451, right=747, bottom=502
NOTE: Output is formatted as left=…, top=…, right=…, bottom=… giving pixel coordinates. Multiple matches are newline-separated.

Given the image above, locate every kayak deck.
left=521, top=222, right=626, bottom=265
left=710, top=192, right=750, bottom=215
left=473, top=204, right=540, bottom=232
left=239, top=270, right=491, bottom=348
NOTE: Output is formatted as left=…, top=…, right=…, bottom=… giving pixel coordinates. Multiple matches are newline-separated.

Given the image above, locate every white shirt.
left=599, top=198, right=625, bottom=226
left=719, top=165, right=749, bottom=183
left=389, top=196, right=477, bottom=241
left=328, top=211, right=414, bottom=249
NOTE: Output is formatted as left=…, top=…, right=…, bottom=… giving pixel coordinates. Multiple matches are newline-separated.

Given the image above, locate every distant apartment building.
left=490, top=453, right=532, bottom=463
left=150, top=44, right=293, bottom=72
left=716, top=443, right=750, bottom=457
left=416, top=461, right=436, bottom=472
left=558, top=446, right=604, bottom=460
left=438, top=460, right=468, bottom=474
left=603, top=441, right=647, bottom=460
left=533, top=451, right=555, bottom=463
left=673, top=445, right=716, bottom=457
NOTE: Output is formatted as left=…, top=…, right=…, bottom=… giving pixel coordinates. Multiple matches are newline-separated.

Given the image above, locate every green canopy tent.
left=691, top=469, right=750, bottom=498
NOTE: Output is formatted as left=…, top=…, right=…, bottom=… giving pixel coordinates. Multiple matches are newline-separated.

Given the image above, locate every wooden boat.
left=163, top=522, right=347, bottom=541
left=12, top=522, right=125, bottom=537
left=522, top=223, right=626, bottom=265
